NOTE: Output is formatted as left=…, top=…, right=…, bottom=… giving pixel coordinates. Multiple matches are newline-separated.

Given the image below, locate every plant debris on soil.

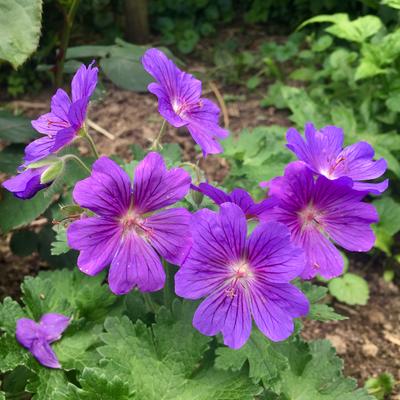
left=1, top=70, right=399, bottom=398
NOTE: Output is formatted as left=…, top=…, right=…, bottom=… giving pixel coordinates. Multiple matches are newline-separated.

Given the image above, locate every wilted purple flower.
left=262, top=162, right=378, bottom=280
left=2, top=167, right=50, bottom=199
left=192, top=182, right=277, bottom=220
left=175, top=203, right=309, bottom=349
left=286, top=123, right=388, bottom=194
left=25, top=63, right=98, bottom=165
left=141, top=48, right=229, bottom=157
left=16, top=313, right=70, bottom=368
left=67, top=153, right=191, bottom=295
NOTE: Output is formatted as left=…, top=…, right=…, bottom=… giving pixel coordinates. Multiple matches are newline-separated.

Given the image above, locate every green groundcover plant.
left=0, top=48, right=385, bottom=399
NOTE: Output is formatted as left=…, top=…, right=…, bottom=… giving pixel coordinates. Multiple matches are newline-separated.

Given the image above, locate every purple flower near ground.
left=67, top=153, right=192, bottom=295
left=16, top=313, right=70, bottom=368
left=141, top=48, right=229, bottom=157
left=2, top=167, right=50, bottom=199
left=262, top=162, right=378, bottom=280
left=25, top=62, right=98, bottom=165
left=286, top=122, right=388, bottom=194
left=175, top=202, right=309, bottom=349
left=192, top=182, right=277, bottom=220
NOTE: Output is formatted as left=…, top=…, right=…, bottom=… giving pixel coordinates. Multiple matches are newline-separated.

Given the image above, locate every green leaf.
left=297, top=282, right=346, bottom=321
left=0, top=334, right=30, bottom=373
left=26, top=368, right=71, bottom=400
left=0, top=0, right=43, bottom=68
left=0, top=145, right=23, bottom=173
left=328, top=273, right=369, bottom=305
left=299, top=14, right=382, bottom=43
left=53, top=323, right=102, bottom=371
left=273, top=340, right=373, bottom=399
left=0, top=190, right=54, bottom=234
left=215, top=329, right=288, bottom=385
left=152, top=301, right=212, bottom=376
left=21, top=269, right=118, bottom=321
left=372, top=197, right=400, bottom=255
left=0, top=297, right=25, bottom=334
left=51, top=225, right=71, bottom=256
left=97, top=316, right=259, bottom=400
left=61, top=368, right=132, bottom=399
left=381, top=0, right=400, bottom=9
left=0, top=110, right=38, bottom=143
left=365, top=372, right=394, bottom=400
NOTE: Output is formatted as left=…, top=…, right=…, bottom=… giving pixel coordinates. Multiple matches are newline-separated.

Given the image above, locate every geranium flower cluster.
left=2, top=49, right=387, bottom=368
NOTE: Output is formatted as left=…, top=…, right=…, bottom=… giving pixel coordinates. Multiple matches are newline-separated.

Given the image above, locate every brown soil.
left=1, top=51, right=399, bottom=398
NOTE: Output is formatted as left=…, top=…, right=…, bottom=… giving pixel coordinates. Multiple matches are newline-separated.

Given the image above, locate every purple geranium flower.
left=25, top=62, right=98, bottom=165
left=286, top=122, right=388, bottom=194
left=175, top=203, right=309, bottom=349
left=67, top=153, right=192, bottom=295
left=192, top=182, right=277, bottom=220
left=141, top=48, right=229, bottom=157
left=16, top=313, right=70, bottom=368
left=262, top=162, right=378, bottom=280
left=2, top=166, right=51, bottom=199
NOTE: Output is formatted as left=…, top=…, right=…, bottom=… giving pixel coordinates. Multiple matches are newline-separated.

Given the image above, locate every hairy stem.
left=163, top=261, right=175, bottom=309
left=55, top=0, right=80, bottom=87
left=63, top=154, right=91, bottom=174
left=150, top=120, right=167, bottom=151
left=143, top=293, right=157, bottom=314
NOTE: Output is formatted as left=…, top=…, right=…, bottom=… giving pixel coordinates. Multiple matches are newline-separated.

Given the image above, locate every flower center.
left=119, top=210, right=148, bottom=237
left=172, top=98, right=203, bottom=118
left=321, top=155, right=346, bottom=179
left=298, top=203, right=323, bottom=230
left=224, top=260, right=254, bottom=298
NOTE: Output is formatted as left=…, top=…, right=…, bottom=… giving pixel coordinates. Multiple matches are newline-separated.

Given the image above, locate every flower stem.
left=163, top=261, right=175, bottom=310
left=85, top=132, right=100, bottom=159
left=143, top=293, right=157, bottom=314
left=179, top=161, right=202, bottom=183
left=150, top=120, right=167, bottom=151
left=63, top=154, right=91, bottom=174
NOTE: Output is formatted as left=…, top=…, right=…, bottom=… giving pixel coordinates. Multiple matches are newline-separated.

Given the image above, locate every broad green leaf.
left=273, top=340, right=373, bottom=399
left=372, top=197, right=400, bottom=254
left=0, top=297, right=25, bottom=334
left=152, top=301, right=212, bottom=376
left=21, top=269, right=118, bottom=321
left=381, top=0, right=400, bottom=9
left=53, top=324, right=102, bottom=371
left=26, top=368, right=70, bottom=400
left=0, top=334, right=29, bottom=373
left=0, top=145, right=23, bottom=173
left=97, top=316, right=259, bottom=400
left=0, top=190, right=54, bottom=234
left=365, top=372, right=395, bottom=400
left=215, top=329, right=288, bottom=385
left=51, top=225, right=71, bottom=256
left=299, top=14, right=382, bottom=43
left=66, top=45, right=112, bottom=59
left=0, top=110, right=38, bottom=143
left=60, top=368, right=132, bottom=399
left=0, top=0, right=43, bottom=68
left=328, top=273, right=369, bottom=305
left=355, top=59, right=386, bottom=81
left=296, top=282, right=346, bottom=322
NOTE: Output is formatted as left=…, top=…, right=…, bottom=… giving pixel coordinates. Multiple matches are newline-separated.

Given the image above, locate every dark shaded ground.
left=1, top=66, right=399, bottom=397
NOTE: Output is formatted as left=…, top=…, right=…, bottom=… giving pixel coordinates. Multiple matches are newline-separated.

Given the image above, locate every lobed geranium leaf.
left=26, top=368, right=71, bottom=400
left=0, top=334, right=30, bottom=373
left=296, top=281, right=346, bottom=321
left=215, top=329, right=288, bottom=385
left=0, top=297, right=26, bottom=334
left=97, top=316, right=260, bottom=399
left=152, top=300, right=212, bottom=376
left=60, top=368, right=133, bottom=399
left=271, top=340, right=373, bottom=399
left=21, top=269, right=118, bottom=321
left=50, top=225, right=71, bottom=256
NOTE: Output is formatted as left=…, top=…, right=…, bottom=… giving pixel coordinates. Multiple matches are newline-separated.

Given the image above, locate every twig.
left=208, top=81, right=229, bottom=129
left=87, top=119, right=115, bottom=140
